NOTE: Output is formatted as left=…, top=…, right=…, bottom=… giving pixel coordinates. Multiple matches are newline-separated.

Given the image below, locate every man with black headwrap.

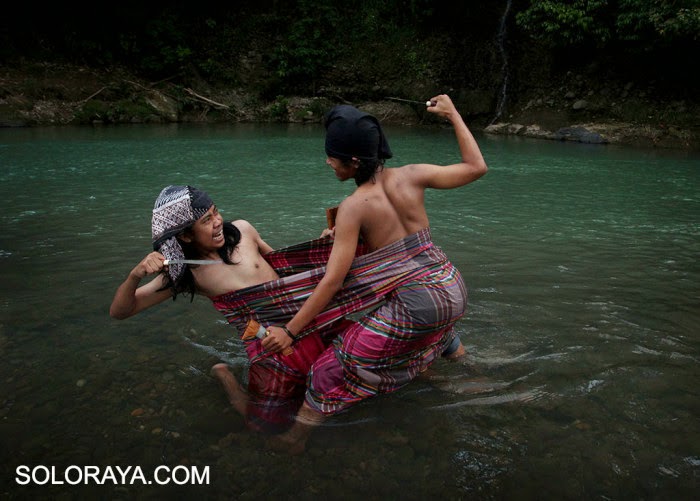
left=264, top=94, right=488, bottom=454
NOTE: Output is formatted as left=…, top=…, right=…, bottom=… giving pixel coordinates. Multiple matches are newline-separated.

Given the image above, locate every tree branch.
left=184, top=88, right=230, bottom=109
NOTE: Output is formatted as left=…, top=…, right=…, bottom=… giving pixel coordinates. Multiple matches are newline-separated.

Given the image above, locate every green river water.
left=1, top=123, right=698, bottom=499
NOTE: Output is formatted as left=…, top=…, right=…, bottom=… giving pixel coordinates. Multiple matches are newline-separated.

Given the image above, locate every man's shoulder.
left=339, top=191, right=366, bottom=209
left=376, top=165, right=422, bottom=184
left=394, top=163, right=423, bottom=174
left=231, top=219, right=254, bottom=231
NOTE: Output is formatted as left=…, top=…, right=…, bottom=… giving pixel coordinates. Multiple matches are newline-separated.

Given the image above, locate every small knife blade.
left=163, top=259, right=222, bottom=265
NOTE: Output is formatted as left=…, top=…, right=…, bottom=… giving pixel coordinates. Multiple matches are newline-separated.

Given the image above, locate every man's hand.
left=426, top=94, right=458, bottom=120
left=131, top=252, right=166, bottom=279
left=261, top=325, right=294, bottom=353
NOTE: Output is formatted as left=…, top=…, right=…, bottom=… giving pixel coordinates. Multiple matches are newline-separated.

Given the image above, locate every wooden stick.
left=124, top=79, right=150, bottom=91
left=326, top=206, right=338, bottom=229
left=184, top=88, right=230, bottom=109
left=80, top=86, right=106, bottom=104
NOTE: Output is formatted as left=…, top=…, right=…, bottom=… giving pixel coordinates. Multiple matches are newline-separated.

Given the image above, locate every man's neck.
left=197, top=248, right=223, bottom=260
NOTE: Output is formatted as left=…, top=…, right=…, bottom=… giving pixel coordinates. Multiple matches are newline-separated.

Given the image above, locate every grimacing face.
left=181, top=205, right=225, bottom=251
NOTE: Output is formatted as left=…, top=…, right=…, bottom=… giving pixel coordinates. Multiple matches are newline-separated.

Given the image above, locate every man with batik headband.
left=151, top=185, right=213, bottom=288
left=110, top=185, right=341, bottom=433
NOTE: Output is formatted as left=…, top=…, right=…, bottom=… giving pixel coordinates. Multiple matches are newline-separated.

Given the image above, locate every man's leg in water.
left=444, top=341, right=466, bottom=359
left=442, top=334, right=466, bottom=360
left=268, top=402, right=324, bottom=455
left=211, top=363, right=248, bottom=417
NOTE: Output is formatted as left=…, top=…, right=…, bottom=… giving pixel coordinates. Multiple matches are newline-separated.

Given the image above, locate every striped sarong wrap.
left=306, top=230, right=467, bottom=415
left=209, top=227, right=466, bottom=423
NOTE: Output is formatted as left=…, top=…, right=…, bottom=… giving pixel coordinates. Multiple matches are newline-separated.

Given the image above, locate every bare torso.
left=191, top=221, right=279, bottom=297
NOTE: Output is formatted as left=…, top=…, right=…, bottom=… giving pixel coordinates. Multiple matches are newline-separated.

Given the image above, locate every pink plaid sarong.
left=209, top=228, right=465, bottom=427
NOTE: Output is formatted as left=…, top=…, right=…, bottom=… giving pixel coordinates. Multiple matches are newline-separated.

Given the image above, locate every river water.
left=1, top=123, right=698, bottom=499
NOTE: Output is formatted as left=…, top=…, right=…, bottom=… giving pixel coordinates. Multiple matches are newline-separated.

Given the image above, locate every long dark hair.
left=167, top=221, right=242, bottom=300
left=348, top=157, right=386, bottom=186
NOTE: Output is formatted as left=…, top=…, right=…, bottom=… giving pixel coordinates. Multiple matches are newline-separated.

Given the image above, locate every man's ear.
left=177, top=232, right=192, bottom=244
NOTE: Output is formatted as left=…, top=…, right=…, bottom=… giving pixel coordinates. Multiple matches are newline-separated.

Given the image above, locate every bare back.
left=343, top=166, right=430, bottom=251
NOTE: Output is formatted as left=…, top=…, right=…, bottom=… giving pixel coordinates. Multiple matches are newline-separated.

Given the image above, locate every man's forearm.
left=451, top=112, right=486, bottom=171
left=109, top=273, right=142, bottom=319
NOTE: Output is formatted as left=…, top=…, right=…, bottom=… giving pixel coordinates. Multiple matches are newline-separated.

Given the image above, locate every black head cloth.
left=324, top=105, right=392, bottom=163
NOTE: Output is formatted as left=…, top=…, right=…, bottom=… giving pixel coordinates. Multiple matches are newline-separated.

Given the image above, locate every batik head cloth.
left=324, top=105, right=392, bottom=163
left=152, top=185, right=214, bottom=284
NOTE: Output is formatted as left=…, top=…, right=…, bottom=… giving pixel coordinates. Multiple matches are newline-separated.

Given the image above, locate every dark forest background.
left=1, top=0, right=698, bottom=132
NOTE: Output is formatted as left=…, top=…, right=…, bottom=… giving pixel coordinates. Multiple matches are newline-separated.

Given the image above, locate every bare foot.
left=267, top=433, right=306, bottom=456
left=210, top=363, right=248, bottom=417
left=266, top=403, right=323, bottom=455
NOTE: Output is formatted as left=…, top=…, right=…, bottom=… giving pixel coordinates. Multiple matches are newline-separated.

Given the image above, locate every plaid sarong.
left=209, top=228, right=466, bottom=424
left=307, top=248, right=467, bottom=415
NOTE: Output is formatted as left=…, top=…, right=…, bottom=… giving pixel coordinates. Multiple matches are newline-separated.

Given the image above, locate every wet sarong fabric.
left=210, top=228, right=466, bottom=427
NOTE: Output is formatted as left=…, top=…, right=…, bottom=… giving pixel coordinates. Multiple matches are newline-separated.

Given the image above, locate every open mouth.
left=213, top=229, right=224, bottom=242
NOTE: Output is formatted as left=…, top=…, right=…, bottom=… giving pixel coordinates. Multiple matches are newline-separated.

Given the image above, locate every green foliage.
left=307, top=98, right=330, bottom=117
left=404, top=47, right=432, bottom=76
left=138, top=10, right=194, bottom=75
left=268, top=0, right=436, bottom=91
left=616, top=0, right=700, bottom=43
left=269, top=95, right=289, bottom=120
left=3, top=0, right=696, bottom=98
left=515, top=0, right=613, bottom=47
left=270, top=0, right=343, bottom=89
left=517, top=0, right=700, bottom=48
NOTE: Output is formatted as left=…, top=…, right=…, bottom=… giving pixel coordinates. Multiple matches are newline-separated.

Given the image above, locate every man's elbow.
left=109, top=305, right=131, bottom=320
left=460, top=160, right=488, bottom=185
left=320, top=276, right=344, bottom=297
left=476, top=160, right=488, bottom=178
left=109, top=310, right=125, bottom=320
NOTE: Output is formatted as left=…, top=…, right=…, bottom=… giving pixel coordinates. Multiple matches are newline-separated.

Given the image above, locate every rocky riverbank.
left=1, top=62, right=698, bottom=150
left=483, top=120, right=697, bottom=150
left=484, top=72, right=698, bottom=149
